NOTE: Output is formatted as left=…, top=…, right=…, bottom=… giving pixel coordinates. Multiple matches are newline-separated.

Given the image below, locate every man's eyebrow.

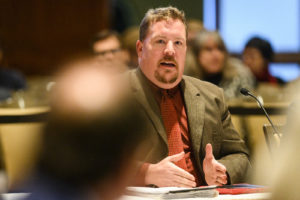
left=174, top=37, right=185, bottom=41
left=152, top=35, right=167, bottom=39
left=152, top=35, right=185, bottom=41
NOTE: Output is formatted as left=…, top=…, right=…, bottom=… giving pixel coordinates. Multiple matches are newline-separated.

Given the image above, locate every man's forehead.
left=151, top=19, right=184, bottom=28
left=148, top=19, right=186, bottom=38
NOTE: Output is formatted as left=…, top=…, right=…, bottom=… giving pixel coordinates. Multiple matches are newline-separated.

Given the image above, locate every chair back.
left=0, top=107, right=49, bottom=189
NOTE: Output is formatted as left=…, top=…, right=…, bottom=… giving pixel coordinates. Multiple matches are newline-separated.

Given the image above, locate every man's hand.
left=203, top=143, right=228, bottom=186
left=145, top=152, right=196, bottom=188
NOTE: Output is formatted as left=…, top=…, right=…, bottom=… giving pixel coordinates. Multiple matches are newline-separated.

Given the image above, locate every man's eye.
left=157, top=39, right=165, bottom=44
left=175, top=41, right=183, bottom=46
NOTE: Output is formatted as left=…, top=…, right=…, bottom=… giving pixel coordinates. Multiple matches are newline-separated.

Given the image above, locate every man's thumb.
left=205, top=143, right=214, bottom=160
left=167, top=152, right=185, bottom=162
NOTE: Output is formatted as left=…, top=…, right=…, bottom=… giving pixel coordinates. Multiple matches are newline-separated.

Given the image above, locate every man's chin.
left=151, top=70, right=182, bottom=89
left=155, top=69, right=177, bottom=80
left=154, top=76, right=181, bottom=89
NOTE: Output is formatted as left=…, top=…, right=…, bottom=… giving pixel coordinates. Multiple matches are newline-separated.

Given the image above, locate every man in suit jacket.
left=131, top=6, right=251, bottom=188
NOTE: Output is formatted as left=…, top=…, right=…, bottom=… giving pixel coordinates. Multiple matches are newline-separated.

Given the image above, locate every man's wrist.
left=136, top=162, right=150, bottom=186
left=144, top=163, right=153, bottom=185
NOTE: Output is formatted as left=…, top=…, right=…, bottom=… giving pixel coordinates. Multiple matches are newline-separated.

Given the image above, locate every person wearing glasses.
left=91, top=30, right=129, bottom=73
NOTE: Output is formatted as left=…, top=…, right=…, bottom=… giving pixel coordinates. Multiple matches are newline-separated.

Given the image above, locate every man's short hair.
left=139, top=6, right=187, bottom=41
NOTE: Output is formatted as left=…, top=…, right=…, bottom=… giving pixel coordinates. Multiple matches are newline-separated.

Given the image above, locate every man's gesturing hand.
left=203, top=143, right=228, bottom=186
left=145, top=152, right=196, bottom=188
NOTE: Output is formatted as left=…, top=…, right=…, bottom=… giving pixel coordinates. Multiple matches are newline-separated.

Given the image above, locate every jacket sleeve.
left=217, top=89, right=251, bottom=184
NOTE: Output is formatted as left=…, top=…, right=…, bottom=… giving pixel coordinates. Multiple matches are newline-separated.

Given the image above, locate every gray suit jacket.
left=129, top=69, right=251, bottom=184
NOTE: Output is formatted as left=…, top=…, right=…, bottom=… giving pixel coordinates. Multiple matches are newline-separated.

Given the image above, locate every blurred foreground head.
left=35, top=58, right=147, bottom=200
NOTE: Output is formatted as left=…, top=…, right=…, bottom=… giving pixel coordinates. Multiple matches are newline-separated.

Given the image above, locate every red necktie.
left=160, top=90, right=187, bottom=170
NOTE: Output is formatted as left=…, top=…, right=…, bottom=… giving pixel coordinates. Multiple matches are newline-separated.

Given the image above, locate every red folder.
left=216, top=184, right=268, bottom=195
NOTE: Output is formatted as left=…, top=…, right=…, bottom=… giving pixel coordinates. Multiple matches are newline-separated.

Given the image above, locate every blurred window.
left=269, top=63, right=300, bottom=82
left=203, top=0, right=300, bottom=82
left=204, top=0, right=300, bottom=53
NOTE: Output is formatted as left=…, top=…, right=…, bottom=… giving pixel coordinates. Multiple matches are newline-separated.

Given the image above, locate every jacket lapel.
left=181, top=77, right=205, bottom=161
left=130, top=70, right=168, bottom=145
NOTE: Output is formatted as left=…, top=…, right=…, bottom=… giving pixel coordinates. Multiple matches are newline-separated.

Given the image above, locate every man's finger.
left=215, top=181, right=224, bottom=186
left=214, top=170, right=227, bottom=178
left=205, top=143, right=214, bottom=160
left=217, top=175, right=227, bottom=184
left=216, top=176, right=227, bottom=185
left=174, top=177, right=197, bottom=188
left=215, top=162, right=227, bottom=173
left=167, top=151, right=185, bottom=162
left=172, top=166, right=196, bottom=182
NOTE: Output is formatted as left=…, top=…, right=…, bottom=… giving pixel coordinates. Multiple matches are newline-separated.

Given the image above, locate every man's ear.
left=136, top=40, right=143, bottom=58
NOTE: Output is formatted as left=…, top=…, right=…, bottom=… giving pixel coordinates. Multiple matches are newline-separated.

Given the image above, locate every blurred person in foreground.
left=268, top=100, right=300, bottom=199
left=242, top=36, right=283, bottom=85
left=0, top=41, right=26, bottom=100
left=267, top=76, right=300, bottom=199
left=130, top=6, right=250, bottom=188
left=91, top=30, right=129, bottom=73
left=284, top=76, right=300, bottom=101
left=17, top=58, right=148, bottom=200
left=188, top=30, right=255, bottom=100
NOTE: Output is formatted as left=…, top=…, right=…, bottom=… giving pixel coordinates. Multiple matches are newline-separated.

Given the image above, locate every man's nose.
left=164, top=41, right=175, bottom=56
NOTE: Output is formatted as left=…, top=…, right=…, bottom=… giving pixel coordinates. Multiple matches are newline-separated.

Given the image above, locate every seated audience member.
left=0, top=42, right=26, bottom=100
left=131, top=6, right=251, bottom=188
left=91, top=30, right=129, bottom=73
left=188, top=31, right=255, bottom=99
left=184, top=19, right=205, bottom=80
left=186, top=19, right=204, bottom=43
left=121, top=26, right=139, bottom=68
left=242, top=36, right=283, bottom=85
left=17, top=58, right=148, bottom=200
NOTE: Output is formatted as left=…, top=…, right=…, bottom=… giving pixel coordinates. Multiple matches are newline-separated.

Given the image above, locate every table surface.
left=120, top=193, right=271, bottom=200
left=1, top=193, right=272, bottom=200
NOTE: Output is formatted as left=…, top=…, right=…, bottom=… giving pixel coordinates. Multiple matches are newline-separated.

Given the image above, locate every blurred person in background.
left=0, top=41, right=27, bottom=101
left=189, top=31, right=255, bottom=100
left=91, top=30, right=129, bottom=73
left=186, top=19, right=204, bottom=43
left=242, top=36, right=284, bottom=85
left=121, top=26, right=140, bottom=68
left=17, top=58, right=148, bottom=200
left=184, top=19, right=205, bottom=81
